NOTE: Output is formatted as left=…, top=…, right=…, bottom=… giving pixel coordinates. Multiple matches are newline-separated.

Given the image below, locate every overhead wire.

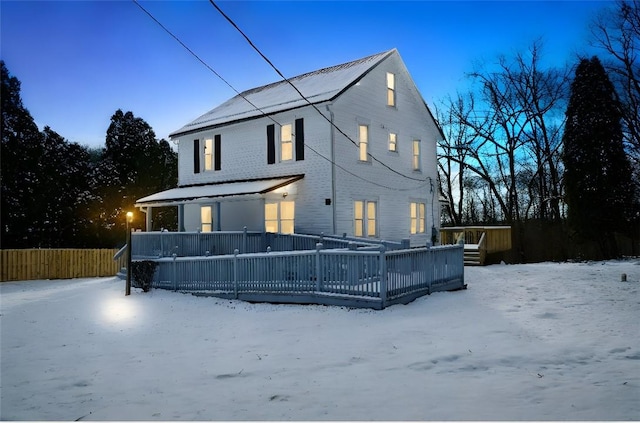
left=132, top=0, right=429, bottom=191
left=208, top=0, right=431, bottom=184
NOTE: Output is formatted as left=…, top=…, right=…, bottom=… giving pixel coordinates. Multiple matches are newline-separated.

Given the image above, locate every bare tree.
left=591, top=0, right=640, bottom=162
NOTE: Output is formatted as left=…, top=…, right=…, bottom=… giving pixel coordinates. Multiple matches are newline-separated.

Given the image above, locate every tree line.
left=1, top=61, right=177, bottom=249
left=437, top=0, right=639, bottom=260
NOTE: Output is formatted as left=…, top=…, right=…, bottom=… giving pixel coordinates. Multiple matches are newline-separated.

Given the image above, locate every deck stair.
left=463, top=244, right=482, bottom=266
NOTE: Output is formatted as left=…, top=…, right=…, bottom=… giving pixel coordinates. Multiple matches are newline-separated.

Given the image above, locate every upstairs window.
left=354, top=200, right=377, bottom=237
left=359, top=124, right=369, bottom=162
left=387, top=72, right=396, bottom=107
left=412, top=139, right=421, bottom=171
left=281, top=124, right=293, bottom=161
left=194, top=135, right=221, bottom=173
left=389, top=132, right=397, bottom=152
left=267, top=119, right=304, bottom=164
left=410, top=202, right=426, bottom=234
left=204, top=138, right=213, bottom=170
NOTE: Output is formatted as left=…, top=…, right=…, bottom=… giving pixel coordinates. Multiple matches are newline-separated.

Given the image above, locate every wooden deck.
left=440, top=226, right=512, bottom=265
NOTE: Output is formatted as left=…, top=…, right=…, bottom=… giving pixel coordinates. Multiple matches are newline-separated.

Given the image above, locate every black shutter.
left=214, top=134, right=221, bottom=170
left=267, top=124, right=275, bottom=164
left=193, top=139, right=200, bottom=174
left=295, top=118, right=304, bottom=161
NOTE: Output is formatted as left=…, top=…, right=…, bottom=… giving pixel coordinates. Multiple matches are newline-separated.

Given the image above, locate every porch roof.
left=135, top=175, right=304, bottom=207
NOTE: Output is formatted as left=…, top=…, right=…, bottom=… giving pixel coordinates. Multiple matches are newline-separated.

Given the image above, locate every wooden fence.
left=0, top=249, right=125, bottom=282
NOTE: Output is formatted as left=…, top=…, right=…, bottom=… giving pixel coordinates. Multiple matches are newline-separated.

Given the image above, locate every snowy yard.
left=1, top=260, right=639, bottom=421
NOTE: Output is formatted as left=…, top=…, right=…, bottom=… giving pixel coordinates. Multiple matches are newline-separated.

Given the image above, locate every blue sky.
left=1, top=0, right=608, bottom=149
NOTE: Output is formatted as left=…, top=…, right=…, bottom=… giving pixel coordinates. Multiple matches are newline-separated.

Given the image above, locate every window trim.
left=386, top=72, right=396, bottom=107
left=280, top=123, right=293, bottom=162
left=410, top=201, right=426, bottom=234
left=358, top=124, right=369, bottom=162
left=354, top=200, right=377, bottom=237
left=388, top=131, right=398, bottom=152
left=265, top=200, right=295, bottom=234
left=200, top=205, right=213, bottom=233
left=412, top=139, right=421, bottom=171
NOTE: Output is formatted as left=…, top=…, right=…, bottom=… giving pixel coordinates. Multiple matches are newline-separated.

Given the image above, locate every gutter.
left=326, top=104, right=337, bottom=234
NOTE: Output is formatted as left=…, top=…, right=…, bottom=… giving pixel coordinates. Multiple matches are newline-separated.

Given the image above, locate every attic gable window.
left=412, top=139, right=421, bottom=171
left=358, top=124, right=369, bottom=162
left=387, top=72, right=396, bottom=107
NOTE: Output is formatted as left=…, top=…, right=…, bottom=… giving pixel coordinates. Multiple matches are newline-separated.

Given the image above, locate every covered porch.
left=135, top=175, right=304, bottom=233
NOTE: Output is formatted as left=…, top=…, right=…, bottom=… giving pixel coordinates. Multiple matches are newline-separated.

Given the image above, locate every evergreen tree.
left=1, top=61, right=46, bottom=248
left=89, top=110, right=177, bottom=246
left=562, top=56, right=635, bottom=258
left=1, top=61, right=95, bottom=248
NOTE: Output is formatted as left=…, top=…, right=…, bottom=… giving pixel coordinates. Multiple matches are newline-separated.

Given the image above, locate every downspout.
left=326, top=104, right=337, bottom=235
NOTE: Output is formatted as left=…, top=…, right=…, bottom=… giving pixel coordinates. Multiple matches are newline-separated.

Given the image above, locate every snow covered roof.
left=170, top=49, right=396, bottom=138
left=135, top=175, right=304, bottom=207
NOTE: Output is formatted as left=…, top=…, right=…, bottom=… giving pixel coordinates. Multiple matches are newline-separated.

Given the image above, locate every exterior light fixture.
left=125, top=211, right=134, bottom=296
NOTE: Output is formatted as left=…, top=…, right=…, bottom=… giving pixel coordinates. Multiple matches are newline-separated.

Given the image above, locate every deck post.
left=315, top=243, right=323, bottom=292
left=242, top=226, right=247, bottom=254
left=233, top=249, right=239, bottom=299
left=379, top=245, right=387, bottom=308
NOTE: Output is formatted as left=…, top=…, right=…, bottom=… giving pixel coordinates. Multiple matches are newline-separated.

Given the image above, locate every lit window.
left=410, top=202, right=426, bottom=234
left=281, top=124, right=293, bottom=161
left=412, top=139, right=421, bottom=171
left=265, top=201, right=295, bottom=234
left=204, top=138, right=213, bottom=171
left=201, top=206, right=212, bottom=232
left=389, top=132, right=397, bottom=152
left=359, top=124, right=368, bottom=161
left=280, top=201, right=295, bottom=234
left=354, top=200, right=377, bottom=237
left=387, top=72, right=395, bottom=107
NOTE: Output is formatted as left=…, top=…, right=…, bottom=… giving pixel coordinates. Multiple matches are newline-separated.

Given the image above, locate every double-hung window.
left=194, top=135, right=221, bottom=173
left=267, top=119, right=305, bottom=164
left=359, top=124, right=369, bottom=162
left=387, top=72, right=396, bottom=107
left=410, top=202, right=426, bottom=234
left=354, top=200, right=377, bottom=237
left=265, top=201, right=295, bottom=234
left=388, top=132, right=397, bottom=152
left=412, top=139, right=421, bottom=171
left=281, top=124, right=293, bottom=161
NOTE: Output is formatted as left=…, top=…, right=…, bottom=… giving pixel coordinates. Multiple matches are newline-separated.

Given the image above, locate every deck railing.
left=148, top=243, right=464, bottom=309
left=130, top=230, right=387, bottom=258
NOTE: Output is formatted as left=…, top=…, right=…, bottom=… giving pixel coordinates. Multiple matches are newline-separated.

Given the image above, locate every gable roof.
left=170, top=49, right=396, bottom=138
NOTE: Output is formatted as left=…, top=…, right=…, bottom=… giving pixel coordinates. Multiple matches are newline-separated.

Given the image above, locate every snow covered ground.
left=1, top=260, right=639, bottom=421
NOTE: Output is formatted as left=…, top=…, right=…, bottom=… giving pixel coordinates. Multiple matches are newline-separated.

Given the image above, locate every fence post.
left=243, top=226, right=248, bottom=254
left=233, top=248, right=239, bottom=299
left=315, top=242, right=323, bottom=292
left=379, top=245, right=387, bottom=308
left=172, top=253, right=177, bottom=291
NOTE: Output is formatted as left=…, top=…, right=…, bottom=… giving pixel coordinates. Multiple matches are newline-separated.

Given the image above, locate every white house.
left=136, top=48, right=445, bottom=246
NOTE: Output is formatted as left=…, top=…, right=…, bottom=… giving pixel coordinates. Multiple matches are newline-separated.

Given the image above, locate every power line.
left=132, top=0, right=428, bottom=191
left=208, top=0, right=432, bottom=184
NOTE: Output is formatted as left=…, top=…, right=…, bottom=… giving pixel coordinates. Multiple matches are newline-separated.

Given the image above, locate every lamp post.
left=125, top=211, right=133, bottom=296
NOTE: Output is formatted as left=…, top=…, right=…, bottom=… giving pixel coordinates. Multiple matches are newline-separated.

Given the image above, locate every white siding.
left=328, top=52, right=441, bottom=245
left=173, top=50, right=442, bottom=244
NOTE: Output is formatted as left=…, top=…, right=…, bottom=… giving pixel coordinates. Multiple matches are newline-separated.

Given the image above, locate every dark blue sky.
left=1, top=1, right=608, bottom=148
